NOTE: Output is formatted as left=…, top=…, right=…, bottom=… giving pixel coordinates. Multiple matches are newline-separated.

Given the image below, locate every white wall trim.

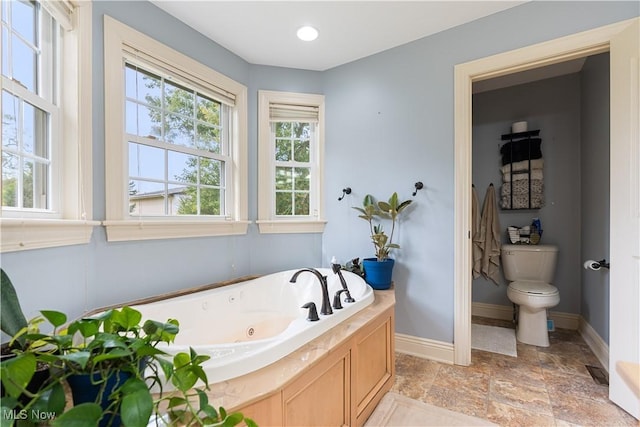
left=471, top=302, right=580, bottom=330
left=472, top=302, right=609, bottom=371
left=579, top=317, right=610, bottom=373
left=398, top=314, right=609, bottom=373
left=103, top=16, right=248, bottom=241
left=257, top=90, right=326, bottom=234
left=472, top=302, right=514, bottom=321
left=550, top=311, right=581, bottom=331
left=395, top=333, right=454, bottom=365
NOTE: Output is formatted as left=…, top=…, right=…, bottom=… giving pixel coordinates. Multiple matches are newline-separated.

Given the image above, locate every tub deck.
left=206, top=288, right=395, bottom=416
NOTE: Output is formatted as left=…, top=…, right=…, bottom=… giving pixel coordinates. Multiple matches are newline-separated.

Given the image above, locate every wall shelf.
left=500, top=129, right=544, bottom=210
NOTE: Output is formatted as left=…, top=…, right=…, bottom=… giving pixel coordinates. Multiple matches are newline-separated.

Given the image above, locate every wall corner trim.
left=395, top=333, right=454, bottom=365
left=579, top=317, right=610, bottom=373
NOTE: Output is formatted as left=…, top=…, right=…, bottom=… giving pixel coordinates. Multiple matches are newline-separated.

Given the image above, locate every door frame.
left=453, top=18, right=638, bottom=365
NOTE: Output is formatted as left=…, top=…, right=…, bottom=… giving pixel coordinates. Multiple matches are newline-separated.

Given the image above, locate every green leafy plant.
left=0, top=269, right=256, bottom=427
left=342, top=258, right=365, bottom=278
left=353, top=192, right=412, bottom=261
left=1, top=269, right=29, bottom=351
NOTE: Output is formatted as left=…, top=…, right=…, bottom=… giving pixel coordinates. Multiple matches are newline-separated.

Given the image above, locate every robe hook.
left=338, top=187, right=352, bottom=201
left=412, top=182, right=424, bottom=197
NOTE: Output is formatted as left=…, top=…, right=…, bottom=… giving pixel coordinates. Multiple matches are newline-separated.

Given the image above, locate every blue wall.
left=580, top=53, right=611, bottom=343
left=1, top=1, right=325, bottom=323
left=1, top=1, right=637, bottom=343
left=321, top=2, right=638, bottom=343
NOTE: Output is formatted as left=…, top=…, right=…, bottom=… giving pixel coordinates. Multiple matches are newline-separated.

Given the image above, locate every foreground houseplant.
left=353, top=192, right=412, bottom=289
left=0, top=269, right=256, bottom=427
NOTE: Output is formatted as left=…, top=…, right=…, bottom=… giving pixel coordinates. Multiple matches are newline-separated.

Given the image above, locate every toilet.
left=501, top=244, right=560, bottom=347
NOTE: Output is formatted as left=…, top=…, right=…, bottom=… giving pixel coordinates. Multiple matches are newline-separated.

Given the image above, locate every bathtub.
left=130, top=268, right=374, bottom=384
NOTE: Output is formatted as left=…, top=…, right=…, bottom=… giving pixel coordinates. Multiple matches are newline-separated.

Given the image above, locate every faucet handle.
left=333, top=289, right=348, bottom=310
left=344, top=291, right=355, bottom=303
left=302, top=302, right=320, bottom=321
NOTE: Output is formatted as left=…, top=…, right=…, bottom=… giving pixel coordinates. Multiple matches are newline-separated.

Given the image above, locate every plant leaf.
left=69, top=319, right=99, bottom=338
left=120, top=377, right=154, bottom=427
left=196, top=388, right=211, bottom=412
left=40, top=310, right=67, bottom=328
left=51, top=403, right=103, bottom=427
left=397, top=200, right=412, bottom=211
left=363, top=194, right=374, bottom=206
left=1, top=353, right=36, bottom=398
left=171, top=353, right=198, bottom=391
left=388, top=192, right=399, bottom=208
left=58, top=351, right=91, bottom=370
left=115, top=306, right=143, bottom=331
left=222, top=412, right=245, bottom=427
left=378, top=201, right=392, bottom=213
left=166, top=396, right=188, bottom=409
left=0, top=268, right=28, bottom=345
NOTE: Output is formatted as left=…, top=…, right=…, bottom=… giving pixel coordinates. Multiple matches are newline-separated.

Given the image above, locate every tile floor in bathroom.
left=392, top=316, right=638, bottom=426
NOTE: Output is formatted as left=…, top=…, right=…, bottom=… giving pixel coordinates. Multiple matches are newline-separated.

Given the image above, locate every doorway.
left=469, top=52, right=609, bottom=345
left=453, top=18, right=640, bottom=418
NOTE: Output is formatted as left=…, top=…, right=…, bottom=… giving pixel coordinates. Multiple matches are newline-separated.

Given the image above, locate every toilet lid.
left=510, top=281, right=558, bottom=296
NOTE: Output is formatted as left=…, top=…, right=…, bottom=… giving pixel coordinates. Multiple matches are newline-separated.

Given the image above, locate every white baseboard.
left=472, top=302, right=580, bottom=330
left=549, top=311, right=581, bottom=330
left=395, top=333, right=454, bottom=365
left=471, top=302, right=609, bottom=372
left=579, top=318, right=610, bottom=373
left=472, top=302, right=513, bottom=321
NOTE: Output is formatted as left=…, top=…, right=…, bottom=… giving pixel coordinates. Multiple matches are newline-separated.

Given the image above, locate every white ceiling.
left=150, top=1, right=526, bottom=71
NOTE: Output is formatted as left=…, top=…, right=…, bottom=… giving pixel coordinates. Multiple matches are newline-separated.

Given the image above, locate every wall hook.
left=412, top=182, right=424, bottom=197
left=338, top=187, right=352, bottom=201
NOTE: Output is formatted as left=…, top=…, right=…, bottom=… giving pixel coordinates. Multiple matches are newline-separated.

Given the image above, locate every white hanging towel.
left=472, top=186, right=482, bottom=279
left=478, top=184, right=501, bottom=285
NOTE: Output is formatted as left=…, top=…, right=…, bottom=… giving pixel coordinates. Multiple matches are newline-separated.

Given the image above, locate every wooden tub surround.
left=208, top=288, right=396, bottom=427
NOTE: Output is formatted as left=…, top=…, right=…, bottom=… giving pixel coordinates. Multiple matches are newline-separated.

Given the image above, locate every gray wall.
left=1, top=1, right=637, bottom=344
left=471, top=74, right=583, bottom=315
left=580, top=53, right=610, bottom=343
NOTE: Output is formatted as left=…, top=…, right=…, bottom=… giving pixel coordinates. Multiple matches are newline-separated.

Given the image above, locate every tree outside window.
left=274, top=121, right=311, bottom=216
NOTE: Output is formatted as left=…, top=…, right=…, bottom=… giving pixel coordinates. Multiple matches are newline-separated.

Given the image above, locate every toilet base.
left=516, top=306, right=551, bottom=347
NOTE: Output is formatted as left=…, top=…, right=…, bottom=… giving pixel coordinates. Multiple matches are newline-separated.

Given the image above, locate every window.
left=103, top=17, right=248, bottom=241
left=125, top=63, right=230, bottom=217
left=257, top=90, right=326, bottom=233
left=0, top=1, right=95, bottom=252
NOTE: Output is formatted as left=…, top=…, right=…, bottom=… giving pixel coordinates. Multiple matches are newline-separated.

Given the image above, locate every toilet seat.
left=509, top=281, right=558, bottom=296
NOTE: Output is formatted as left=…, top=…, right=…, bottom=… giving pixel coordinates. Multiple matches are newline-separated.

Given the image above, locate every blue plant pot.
left=362, top=258, right=395, bottom=290
left=67, top=370, right=132, bottom=427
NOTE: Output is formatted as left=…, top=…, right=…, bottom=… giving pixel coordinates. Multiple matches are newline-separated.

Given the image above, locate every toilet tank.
left=501, top=244, right=559, bottom=283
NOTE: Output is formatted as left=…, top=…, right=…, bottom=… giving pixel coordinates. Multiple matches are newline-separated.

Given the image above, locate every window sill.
left=103, top=219, right=250, bottom=242
left=256, top=220, right=327, bottom=234
left=0, top=218, right=100, bottom=253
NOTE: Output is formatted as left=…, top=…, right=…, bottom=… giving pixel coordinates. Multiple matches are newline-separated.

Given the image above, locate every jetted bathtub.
left=130, top=268, right=374, bottom=384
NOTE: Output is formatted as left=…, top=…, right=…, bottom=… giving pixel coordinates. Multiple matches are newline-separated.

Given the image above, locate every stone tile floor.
left=392, top=317, right=638, bottom=426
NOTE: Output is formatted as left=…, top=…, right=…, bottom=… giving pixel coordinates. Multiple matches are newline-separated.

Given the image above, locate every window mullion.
left=16, top=98, right=24, bottom=208
left=2, top=76, right=56, bottom=112
left=164, top=148, right=168, bottom=215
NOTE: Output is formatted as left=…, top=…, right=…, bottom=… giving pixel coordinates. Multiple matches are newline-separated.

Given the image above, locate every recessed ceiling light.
left=297, top=26, right=318, bottom=42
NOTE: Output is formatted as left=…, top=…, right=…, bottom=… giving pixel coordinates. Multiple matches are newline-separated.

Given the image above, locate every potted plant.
left=353, top=192, right=412, bottom=289
left=0, top=269, right=52, bottom=407
left=0, top=269, right=255, bottom=427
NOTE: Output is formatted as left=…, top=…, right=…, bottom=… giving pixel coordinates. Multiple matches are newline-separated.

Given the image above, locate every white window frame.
left=257, top=90, right=326, bottom=234
left=103, top=16, right=248, bottom=242
left=0, top=1, right=96, bottom=252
